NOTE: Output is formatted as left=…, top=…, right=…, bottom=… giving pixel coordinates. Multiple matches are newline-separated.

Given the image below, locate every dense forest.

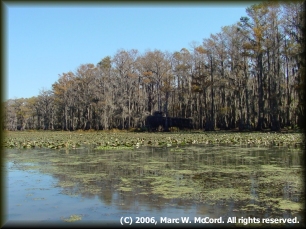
left=3, top=2, right=305, bottom=131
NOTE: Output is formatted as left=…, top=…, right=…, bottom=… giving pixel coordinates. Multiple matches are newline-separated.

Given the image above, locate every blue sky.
left=5, top=2, right=257, bottom=101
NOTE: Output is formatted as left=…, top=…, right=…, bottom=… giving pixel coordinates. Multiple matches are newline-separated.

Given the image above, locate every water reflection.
left=5, top=145, right=304, bottom=224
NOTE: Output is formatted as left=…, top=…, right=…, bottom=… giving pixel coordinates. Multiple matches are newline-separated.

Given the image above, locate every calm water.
left=3, top=145, right=305, bottom=227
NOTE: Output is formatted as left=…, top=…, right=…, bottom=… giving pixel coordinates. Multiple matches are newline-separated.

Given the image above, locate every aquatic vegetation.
left=62, top=214, right=82, bottom=222
left=95, top=145, right=134, bottom=150
left=204, top=187, right=252, bottom=202
left=278, top=199, right=303, bottom=211
left=56, top=180, right=76, bottom=188
left=118, top=187, right=133, bottom=192
left=3, top=131, right=305, bottom=150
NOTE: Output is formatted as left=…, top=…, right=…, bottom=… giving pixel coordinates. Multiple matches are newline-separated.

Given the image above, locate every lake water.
left=3, top=145, right=304, bottom=227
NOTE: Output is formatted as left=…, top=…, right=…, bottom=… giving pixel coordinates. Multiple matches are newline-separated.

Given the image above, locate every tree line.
left=3, top=2, right=305, bottom=131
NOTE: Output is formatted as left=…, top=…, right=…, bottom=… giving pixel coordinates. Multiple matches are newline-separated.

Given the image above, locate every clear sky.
left=5, top=2, right=257, bottom=101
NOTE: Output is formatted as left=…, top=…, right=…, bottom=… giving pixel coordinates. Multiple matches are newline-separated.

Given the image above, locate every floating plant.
left=3, top=131, right=304, bottom=151
left=62, top=214, right=82, bottom=222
